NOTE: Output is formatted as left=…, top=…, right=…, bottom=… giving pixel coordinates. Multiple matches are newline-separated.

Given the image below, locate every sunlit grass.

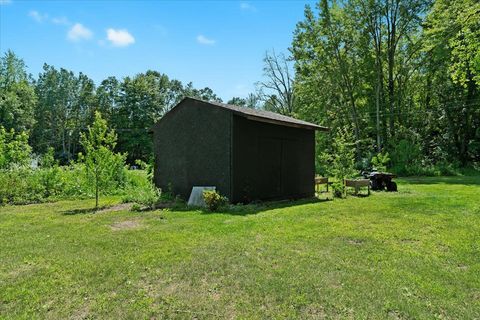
left=1, top=176, right=479, bottom=318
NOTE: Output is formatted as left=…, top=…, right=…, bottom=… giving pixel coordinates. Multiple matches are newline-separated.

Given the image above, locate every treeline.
left=1, top=0, right=479, bottom=176
left=290, top=0, right=479, bottom=174
left=0, top=51, right=231, bottom=163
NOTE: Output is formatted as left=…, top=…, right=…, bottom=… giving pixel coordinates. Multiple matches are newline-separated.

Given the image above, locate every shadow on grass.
left=62, top=206, right=106, bottom=215
left=198, top=197, right=332, bottom=216
left=400, top=175, right=480, bottom=186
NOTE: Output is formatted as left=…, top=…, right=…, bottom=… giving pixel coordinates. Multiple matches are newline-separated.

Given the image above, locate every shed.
left=151, top=97, right=328, bottom=203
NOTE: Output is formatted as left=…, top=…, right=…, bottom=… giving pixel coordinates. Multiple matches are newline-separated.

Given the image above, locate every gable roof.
left=157, top=97, right=328, bottom=131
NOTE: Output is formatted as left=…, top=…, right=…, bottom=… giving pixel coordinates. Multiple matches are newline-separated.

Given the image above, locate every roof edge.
left=186, top=97, right=329, bottom=131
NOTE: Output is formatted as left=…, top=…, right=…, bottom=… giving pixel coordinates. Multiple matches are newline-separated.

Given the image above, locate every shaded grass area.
left=1, top=176, right=479, bottom=319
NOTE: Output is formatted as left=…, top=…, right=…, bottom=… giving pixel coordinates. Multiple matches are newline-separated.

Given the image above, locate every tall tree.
left=32, top=64, right=95, bottom=160
left=114, top=71, right=186, bottom=162
left=423, top=0, right=480, bottom=164
left=257, top=50, right=296, bottom=116
left=0, top=50, right=37, bottom=132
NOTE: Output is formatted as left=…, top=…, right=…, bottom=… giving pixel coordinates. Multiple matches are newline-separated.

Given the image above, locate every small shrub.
left=122, top=183, right=161, bottom=210
left=331, top=181, right=345, bottom=198
left=203, top=190, right=228, bottom=212
left=0, top=168, right=45, bottom=205
left=131, top=203, right=142, bottom=212
left=371, top=152, right=390, bottom=172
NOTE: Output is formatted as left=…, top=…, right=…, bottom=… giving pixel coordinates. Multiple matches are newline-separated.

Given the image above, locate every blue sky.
left=0, top=0, right=315, bottom=100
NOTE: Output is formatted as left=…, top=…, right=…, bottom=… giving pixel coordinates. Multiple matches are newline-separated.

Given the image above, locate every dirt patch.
left=70, top=305, right=91, bottom=320
left=346, top=238, right=364, bottom=245
left=110, top=220, right=141, bottom=231
left=387, top=309, right=406, bottom=320
left=400, top=238, right=420, bottom=245
left=99, top=203, right=132, bottom=213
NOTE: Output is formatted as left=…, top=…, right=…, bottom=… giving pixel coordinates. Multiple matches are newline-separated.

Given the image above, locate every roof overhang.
left=240, top=114, right=329, bottom=131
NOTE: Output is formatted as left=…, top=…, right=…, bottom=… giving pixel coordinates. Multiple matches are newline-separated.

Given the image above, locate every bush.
left=371, top=152, right=390, bottom=172
left=331, top=181, right=345, bottom=199
left=0, top=168, right=45, bottom=205
left=122, top=182, right=161, bottom=210
left=0, top=164, right=143, bottom=206
left=203, top=190, right=228, bottom=212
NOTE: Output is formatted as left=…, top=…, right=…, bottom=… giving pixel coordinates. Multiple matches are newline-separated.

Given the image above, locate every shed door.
left=257, top=137, right=282, bottom=198
left=282, top=139, right=300, bottom=196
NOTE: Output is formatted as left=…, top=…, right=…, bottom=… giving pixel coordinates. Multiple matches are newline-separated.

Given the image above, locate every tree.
left=114, top=71, right=176, bottom=162
left=80, top=111, right=126, bottom=209
left=423, top=0, right=480, bottom=164
left=227, top=93, right=261, bottom=109
left=257, top=50, right=296, bottom=115
left=292, top=1, right=366, bottom=148
left=0, top=50, right=37, bottom=132
left=96, top=76, right=121, bottom=123
left=0, top=126, right=32, bottom=169
left=32, top=64, right=95, bottom=160
left=227, top=97, right=247, bottom=106
left=291, top=0, right=441, bottom=166
left=322, top=128, right=356, bottom=197
left=183, top=83, right=223, bottom=103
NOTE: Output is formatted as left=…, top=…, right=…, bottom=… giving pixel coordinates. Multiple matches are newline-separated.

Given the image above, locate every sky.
left=0, top=0, right=316, bottom=101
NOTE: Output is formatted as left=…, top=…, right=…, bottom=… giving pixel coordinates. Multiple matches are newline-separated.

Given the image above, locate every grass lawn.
left=1, top=176, right=479, bottom=319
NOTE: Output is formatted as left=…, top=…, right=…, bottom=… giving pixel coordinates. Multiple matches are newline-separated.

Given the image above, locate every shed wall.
left=232, top=116, right=315, bottom=203
left=152, top=100, right=232, bottom=200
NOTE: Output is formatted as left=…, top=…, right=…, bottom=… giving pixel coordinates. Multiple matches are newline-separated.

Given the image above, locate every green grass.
left=1, top=176, right=479, bottom=319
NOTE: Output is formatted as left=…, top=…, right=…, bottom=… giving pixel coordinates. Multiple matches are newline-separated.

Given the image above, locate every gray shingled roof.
left=189, top=97, right=328, bottom=131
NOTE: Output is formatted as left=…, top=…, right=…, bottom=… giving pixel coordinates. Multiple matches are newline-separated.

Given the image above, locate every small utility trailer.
left=362, top=171, right=398, bottom=191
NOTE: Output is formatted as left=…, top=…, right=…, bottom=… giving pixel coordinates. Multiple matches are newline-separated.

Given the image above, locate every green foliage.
left=80, top=111, right=126, bottom=207
left=292, top=0, right=479, bottom=169
left=122, top=171, right=161, bottom=210
left=0, top=165, right=146, bottom=206
left=323, top=128, right=356, bottom=178
left=371, top=152, right=390, bottom=172
left=0, top=50, right=37, bottom=132
left=0, top=126, right=31, bottom=169
left=320, top=129, right=357, bottom=198
left=123, top=183, right=161, bottom=210
left=330, top=181, right=346, bottom=199
left=0, top=168, right=44, bottom=205
left=203, top=190, right=228, bottom=212
left=40, top=147, right=56, bottom=168
left=32, top=64, right=96, bottom=159
left=134, top=159, right=148, bottom=170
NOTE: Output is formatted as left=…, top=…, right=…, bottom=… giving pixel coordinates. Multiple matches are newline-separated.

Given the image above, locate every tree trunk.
left=388, top=49, right=395, bottom=137
left=95, top=170, right=99, bottom=209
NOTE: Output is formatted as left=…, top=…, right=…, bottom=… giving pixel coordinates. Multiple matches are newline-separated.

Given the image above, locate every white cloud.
left=29, top=10, right=48, bottom=22
left=106, top=28, right=135, bottom=47
left=52, top=16, right=70, bottom=25
left=67, top=23, right=93, bottom=41
left=0, top=0, right=12, bottom=5
left=196, top=34, right=215, bottom=45
left=240, top=2, right=256, bottom=12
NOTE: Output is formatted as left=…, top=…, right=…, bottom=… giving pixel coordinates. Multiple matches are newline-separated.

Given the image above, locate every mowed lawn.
left=1, top=176, right=479, bottom=319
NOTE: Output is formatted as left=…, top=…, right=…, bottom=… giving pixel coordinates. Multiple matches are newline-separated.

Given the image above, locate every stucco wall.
left=152, top=100, right=232, bottom=200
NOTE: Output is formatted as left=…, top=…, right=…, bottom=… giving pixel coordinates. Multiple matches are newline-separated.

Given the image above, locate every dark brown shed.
left=151, top=97, right=327, bottom=203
